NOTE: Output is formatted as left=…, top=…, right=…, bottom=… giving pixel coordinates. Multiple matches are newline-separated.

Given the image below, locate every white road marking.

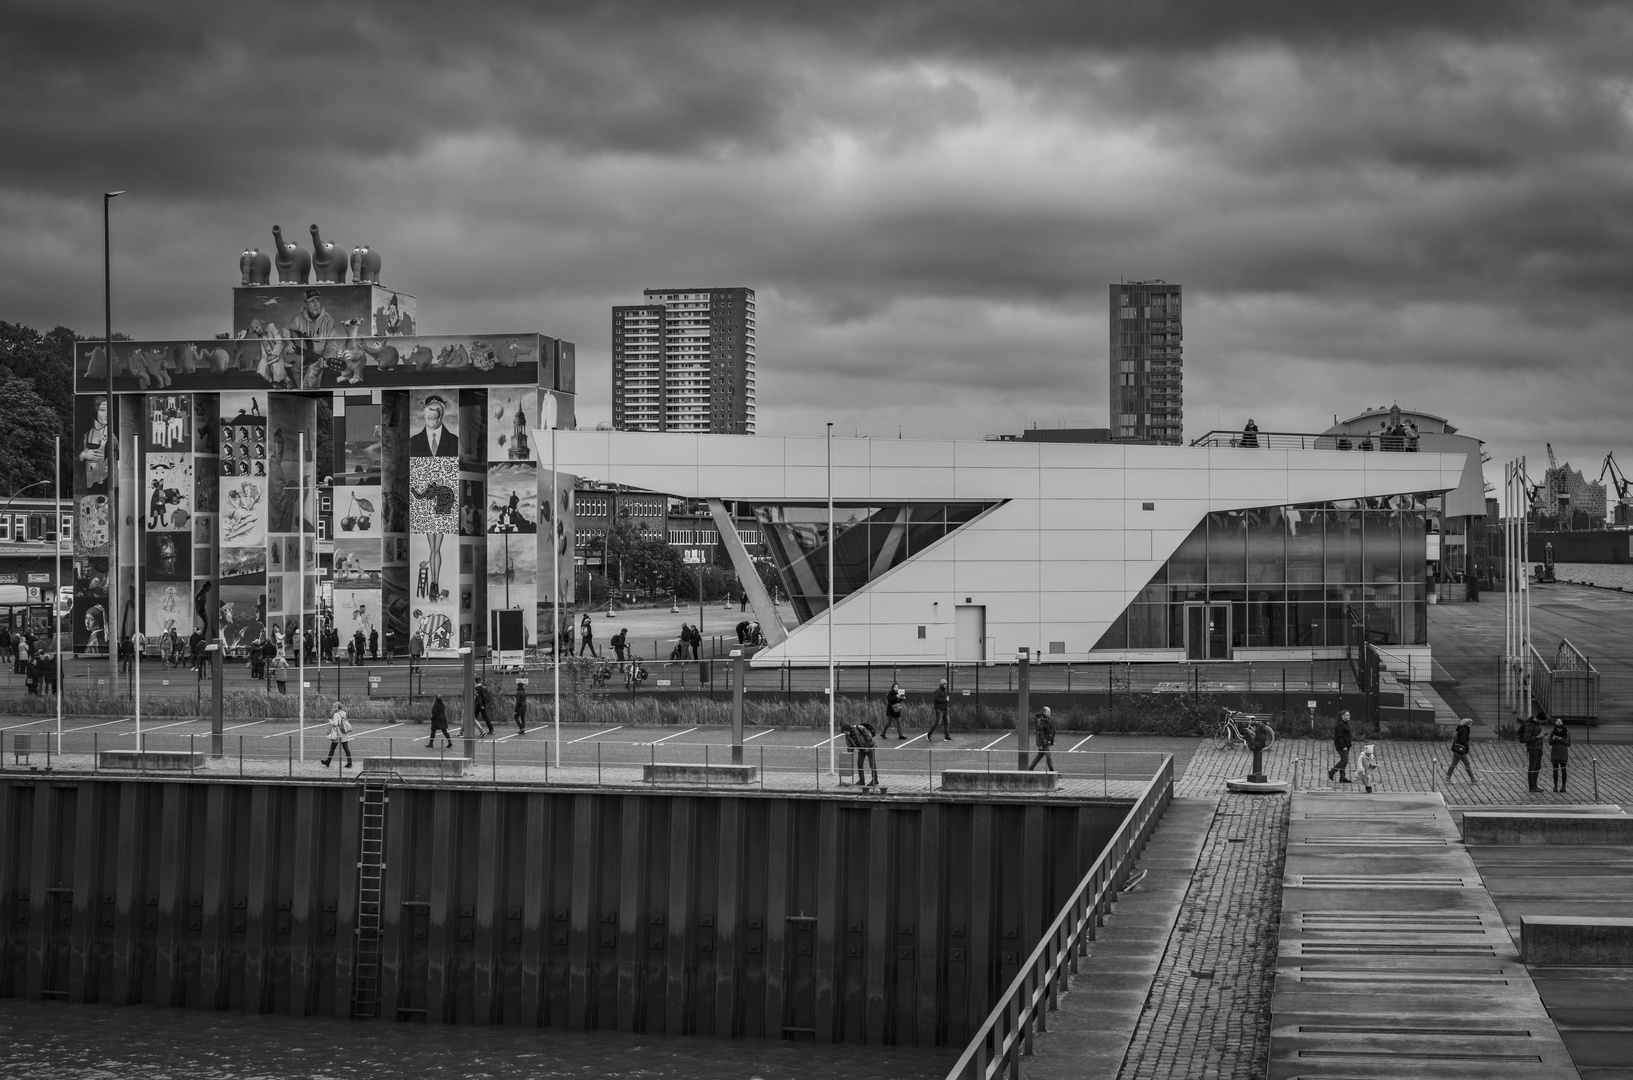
left=1066, top=734, right=1096, bottom=753
left=977, top=734, right=1010, bottom=751
left=570, top=725, right=623, bottom=744
left=743, top=728, right=776, bottom=742
left=223, top=719, right=267, bottom=732
left=808, top=733, right=841, bottom=749
left=641, top=727, right=699, bottom=746
left=893, top=733, right=927, bottom=749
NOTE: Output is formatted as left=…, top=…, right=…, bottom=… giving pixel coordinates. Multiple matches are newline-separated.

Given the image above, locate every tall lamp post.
left=104, top=190, right=124, bottom=681
left=546, top=391, right=560, bottom=767
left=826, top=422, right=835, bottom=777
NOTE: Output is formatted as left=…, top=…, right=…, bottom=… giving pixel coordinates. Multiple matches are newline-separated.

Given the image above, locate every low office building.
left=545, top=431, right=1464, bottom=670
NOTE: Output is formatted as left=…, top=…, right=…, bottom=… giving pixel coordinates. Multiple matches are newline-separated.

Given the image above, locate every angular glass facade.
left=754, top=503, right=996, bottom=622
left=1094, top=497, right=1431, bottom=654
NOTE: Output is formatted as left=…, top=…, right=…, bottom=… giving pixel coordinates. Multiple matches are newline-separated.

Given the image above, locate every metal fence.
left=943, top=755, right=1173, bottom=1079
left=1530, top=639, right=1600, bottom=723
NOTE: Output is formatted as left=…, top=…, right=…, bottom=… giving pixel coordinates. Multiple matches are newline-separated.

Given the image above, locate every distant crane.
left=1598, top=452, right=1632, bottom=502
left=1547, top=442, right=1559, bottom=473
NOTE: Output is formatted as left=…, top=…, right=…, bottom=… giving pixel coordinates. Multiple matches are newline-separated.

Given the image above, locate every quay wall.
left=0, top=775, right=1127, bottom=1047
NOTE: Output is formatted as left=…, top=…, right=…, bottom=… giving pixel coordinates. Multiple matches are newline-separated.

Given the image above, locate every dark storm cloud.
left=2, top=0, right=1632, bottom=479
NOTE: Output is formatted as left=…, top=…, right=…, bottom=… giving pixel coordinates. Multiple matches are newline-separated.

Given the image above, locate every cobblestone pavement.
left=1114, top=793, right=1287, bottom=1080
left=1179, top=735, right=1633, bottom=805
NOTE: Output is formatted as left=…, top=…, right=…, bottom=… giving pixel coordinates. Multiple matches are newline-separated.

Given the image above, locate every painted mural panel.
left=342, top=403, right=383, bottom=482
left=266, top=396, right=316, bottom=535
left=333, top=587, right=382, bottom=654
left=409, top=531, right=458, bottom=656
left=143, top=393, right=192, bottom=453
left=487, top=463, right=538, bottom=648
left=218, top=584, right=264, bottom=651
left=145, top=582, right=192, bottom=640
left=488, top=385, right=538, bottom=462
left=371, top=288, right=417, bottom=337
left=334, top=539, right=382, bottom=587
left=142, top=454, right=193, bottom=531
left=334, top=484, right=382, bottom=538
left=76, top=333, right=542, bottom=394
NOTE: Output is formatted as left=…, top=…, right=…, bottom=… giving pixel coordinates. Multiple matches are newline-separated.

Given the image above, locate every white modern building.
left=544, top=431, right=1465, bottom=669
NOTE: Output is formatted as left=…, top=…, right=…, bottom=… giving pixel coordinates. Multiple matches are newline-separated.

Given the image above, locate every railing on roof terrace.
left=1190, top=430, right=1424, bottom=452
left=943, top=755, right=1173, bottom=1080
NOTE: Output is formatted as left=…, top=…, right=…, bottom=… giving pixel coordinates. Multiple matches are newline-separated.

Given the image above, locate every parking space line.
left=641, top=727, right=698, bottom=746
left=223, top=719, right=267, bottom=732
left=808, top=733, right=840, bottom=749
left=893, top=733, right=927, bottom=749
left=977, top=734, right=1010, bottom=751
left=743, top=728, right=776, bottom=742
left=1, top=717, right=57, bottom=729
left=1066, top=734, right=1096, bottom=753
left=263, top=722, right=325, bottom=739
left=143, top=718, right=203, bottom=733
left=68, top=717, right=133, bottom=732
left=570, top=725, right=623, bottom=744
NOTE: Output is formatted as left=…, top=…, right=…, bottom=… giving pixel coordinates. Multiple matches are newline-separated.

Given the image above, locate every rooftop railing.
left=1190, top=430, right=1424, bottom=452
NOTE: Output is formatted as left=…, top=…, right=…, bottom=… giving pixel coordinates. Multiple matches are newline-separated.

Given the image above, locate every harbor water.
left=0, top=1000, right=955, bottom=1080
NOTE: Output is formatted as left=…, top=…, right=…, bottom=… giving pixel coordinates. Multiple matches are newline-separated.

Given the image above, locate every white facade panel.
left=541, top=431, right=1465, bottom=665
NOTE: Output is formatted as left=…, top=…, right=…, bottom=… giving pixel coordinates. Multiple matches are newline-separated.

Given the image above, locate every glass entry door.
left=1185, top=603, right=1231, bottom=661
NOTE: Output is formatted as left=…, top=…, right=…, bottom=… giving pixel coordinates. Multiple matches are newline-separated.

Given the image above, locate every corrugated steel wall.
left=0, top=777, right=1125, bottom=1046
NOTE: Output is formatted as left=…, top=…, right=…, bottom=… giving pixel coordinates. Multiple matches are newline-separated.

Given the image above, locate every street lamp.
left=2, top=480, right=52, bottom=536
left=104, top=190, right=123, bottom=682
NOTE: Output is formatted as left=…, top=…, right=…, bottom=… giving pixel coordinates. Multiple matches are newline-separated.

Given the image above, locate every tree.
left=0, top=377, right=65, bottom=494
left=0, top=321, right=78, bottom=484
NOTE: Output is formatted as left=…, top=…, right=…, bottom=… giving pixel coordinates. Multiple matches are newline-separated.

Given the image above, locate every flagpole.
left=133, top=434, right=141, bottom=753
left=298, top=432, right=306, bottom=763
left=55, top=434, right=62, bottom=754
left=826, top=422, right=835, bottom=778
left=549, top=392, right=560, bottom=768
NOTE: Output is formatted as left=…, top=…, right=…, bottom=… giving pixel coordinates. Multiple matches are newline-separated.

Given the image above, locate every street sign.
left=656, top=679, right=671, bottom=687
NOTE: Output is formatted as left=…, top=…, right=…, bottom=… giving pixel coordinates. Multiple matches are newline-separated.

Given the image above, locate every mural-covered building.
left=71, top=226, right=576, bottom=663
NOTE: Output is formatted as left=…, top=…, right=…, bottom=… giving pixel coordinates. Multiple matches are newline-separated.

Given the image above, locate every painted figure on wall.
left=78, top=396, right=110, bottom=489
left=409, top=394, right=459, bottom=457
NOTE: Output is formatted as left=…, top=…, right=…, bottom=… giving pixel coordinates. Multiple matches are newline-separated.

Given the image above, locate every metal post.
left=54, top=433, right=63, bottom=754
left=1016, top=648, right=1031, bottom=770
left=461, top=647, right=476, bottom=759
left=132, top=433, right=141, bottom=754
left=103, top=190, right=123, bottom=687
left=298, top=432, right=306, bottom=763
left=826, top=421, right=835, bottom=776
left=731, top=649, right=745, bottom=765
left=549, top=394, right=560, bottom=767
left=208, top=643, right=224, bottom=757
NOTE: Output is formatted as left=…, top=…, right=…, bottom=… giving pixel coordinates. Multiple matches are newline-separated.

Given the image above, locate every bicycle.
left=1215, top=708, right=1275, bottom=751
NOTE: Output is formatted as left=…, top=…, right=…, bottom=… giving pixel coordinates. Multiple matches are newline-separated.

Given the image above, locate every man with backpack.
left=1029, top=707, right=1057, bottom=772
left=1521, top=709, right=1547, bottom=792
left=841, top=720, right=880, bottom=788
left=927, top=679, right=952, bottom=741
left=611, top=627, right=629, bottom=662
left=880, top=682, right=907, bottom=739
left=1327, top=710, right=1353, bottom=784
left=473, top=677, right=494, bottom=737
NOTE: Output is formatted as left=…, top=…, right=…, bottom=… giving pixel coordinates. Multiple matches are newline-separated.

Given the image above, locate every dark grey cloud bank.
left=3, top=0, right=1631, bottom=483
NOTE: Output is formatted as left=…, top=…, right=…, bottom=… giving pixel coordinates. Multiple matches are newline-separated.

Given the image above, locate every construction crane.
left=1599, top=452, right=1632, bottom=502
left=1547, top=442, right=1559, bottom=473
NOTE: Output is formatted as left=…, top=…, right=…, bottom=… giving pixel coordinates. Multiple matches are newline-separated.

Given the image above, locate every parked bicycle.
left=1216, top=708, right=1275, bottom=751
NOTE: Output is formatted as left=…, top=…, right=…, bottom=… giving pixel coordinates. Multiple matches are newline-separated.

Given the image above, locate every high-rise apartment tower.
left=1109, top=281, right=1183, bottom=444
left=612, top=287, right=756, bottom=434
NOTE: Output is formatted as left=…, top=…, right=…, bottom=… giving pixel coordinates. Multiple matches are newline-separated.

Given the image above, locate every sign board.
left=1307, top=700, right=1317, bottom=709
left=26, top=572, right=50, bottom=584
left=656, top=679, right=671, bottom=687
left=491, top=609, right=527, bottom=668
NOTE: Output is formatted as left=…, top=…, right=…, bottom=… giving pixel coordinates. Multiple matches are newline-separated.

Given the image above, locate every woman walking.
left=1549, top=716, right=1571, bottom=793
left=1445, top=717, right=1475, bottom=783
left=321, top=702, right=354, bottom=769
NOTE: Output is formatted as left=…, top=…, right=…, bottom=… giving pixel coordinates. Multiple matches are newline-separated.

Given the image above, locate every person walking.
left=880, top=682, right=907, bottom=740
left=273, top=652, right=288, bottom=695
left=408, top=632, right=423, bottom=675
left=473, top=678, right=494, bottom=736
left=927, top=679, right=952, bottom=741
left=611, top=628, right=628, bottom=662
left=1327, top=710, right=1353, bottom=784
left=320, top=702, right=353, bottom=768
left=578, top=614, right=597, bottom=657
left=1549, top=716, right=1571, bottom=793
left=1028, top=707, right=1057, bottom=772
left=1356, top=742, right=1380, bottom=793
left=688, top=624, right=701, bottom=660
left=383, top=628, right=395, bottom=665
left=513, top=681, right=528, bottom=735
left=1446, top=718, right=1476, bottom=782
left=427, top=694, right=453, bottom=748
left=1522, top=709, right=1546, bottom=792
left=841, top=720, right=879, bottom=787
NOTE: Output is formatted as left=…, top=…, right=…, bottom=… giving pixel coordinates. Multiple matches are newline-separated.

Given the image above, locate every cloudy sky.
left=4, top=1, right=1632, bottom=497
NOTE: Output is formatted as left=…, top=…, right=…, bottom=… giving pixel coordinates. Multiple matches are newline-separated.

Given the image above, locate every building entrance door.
left=1184, top=603, right=1231, bottom=661
left=954, top=605, right=986, bottom=662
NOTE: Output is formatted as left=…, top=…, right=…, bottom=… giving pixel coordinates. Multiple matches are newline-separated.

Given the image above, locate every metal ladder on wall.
left=352, top=776, right=390, bottom=1019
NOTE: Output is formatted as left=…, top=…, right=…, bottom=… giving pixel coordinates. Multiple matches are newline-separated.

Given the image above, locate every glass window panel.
left=1289, top=586, right=1324, bottom=646
left=1363, top=601, right=1400, bottom=646
left=1208, top=512, right=1246, bottom=584
left=1286, top=508, right=1323, bottom=583
left=1325, top=510, right=1363, bottom=583
left=1093, top=609, right=1128, bottom=651
left=1401, top=510, right=1427, bottom=587
left=1364, top=511, right=1403, bottom=583
left=1128, top=604, right=1167, bottom=649
left=1406, top=600, right=1428, bottom=644
left=1246, top=587, right=1284, bottom=647
left=1167, top=521, right=1207, bottom=584
left=1245, top=507, right=1286, bottom=584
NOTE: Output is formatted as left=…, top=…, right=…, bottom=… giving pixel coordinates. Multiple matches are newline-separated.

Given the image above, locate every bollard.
left=1592, top=756, right=1600, bottom=803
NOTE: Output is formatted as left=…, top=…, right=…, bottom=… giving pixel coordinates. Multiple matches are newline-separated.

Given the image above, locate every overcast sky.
left=4, top=1, right=1631, bottom=499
